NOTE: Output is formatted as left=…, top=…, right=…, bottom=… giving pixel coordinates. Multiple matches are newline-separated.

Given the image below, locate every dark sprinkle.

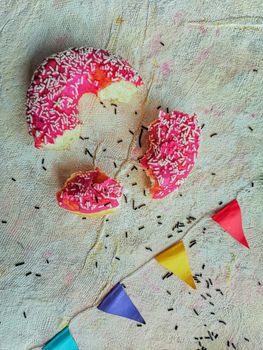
left=137, top=204, right=146, bottom=209
left=202, top=264, right=205, bottom=270
left=132, top=199, right=136, bottom=210
left=248, top=126, right=253, bottom=131
left=46, top=259, right=49, bottom=264
left=166, top=107, right=169, bottom=113
left=85, top=148, right=93, bottom=158
left=219, top=201, right=223, bottom=205
left=95, top=261, right=98, bottom=268
left=25, top=272, right=32, bottom=276
left=210, top=133, right=217, bottom=137
left=104, top=202, right=111, bottom=207
left=103, top=148, right=107, bottom=152
left=227, top=341, right=230, bottom=347
left=162, top=272, right=171, bottom=280
left=15, top=262, right=25, bottom=267
left=193, top=309, right=199, bottom=316
left=201, top=294, right=207, bottom=300
left=177, top=229, right=183, bottom=233
left=215, top=288, right=224, bottom=295
left=210, top=312, right=215, bottom=315
left=95, top=196, right=98, bottom=204
left=206, top=293, right=211, bottom=298
left=111, top=103, right=117, bottom=107
left=167, top=308, right=174, bottom=311
left=117, top=139, right=123, bottom=143
left=35, top=273, right=41, bottom=277
left=157, top=215, right=161, bottom=218
left=166, top=290, right=171, bottom=295
left=34, top=206, right=40, bottom=209
left=11, top=177, right=16, bottom=181
left=174, top=325, right=178, bottom=330
left=251, top=182, right=254, bottom=187
left=23, top=312, right=27, bottom=319
left=201, top=123, right=205, bottom=129
left=134, top=111, right=138, bottom=115
left=143, top=189, right=146, bottom=196
left=167, top=234, right=173, bottom=238
left=211, top=172, right=216, bottom=176
left=232, top=343, right=236, bottom=349
left=158, top=222, right=162, bottom=225
left=82, top=217, right=86, bottom=220
left=41, top=158, right=45, bottom=164
left=218, top=320, right=226, bottom=325
left=42, top=166, right=47, bottom=171
left=131, top=165, right=138, bottom=171
left=129, top=129, right=134, bottom=135
left=100, top=101, right=104, bottom=105
left=141, top=125, right=148, bottom=130
left=258, top=281, right=262, bottom=286
left=157, top=105, right=162, bottom=110
left=138, top=128, right=144, bottom=147
left=115, top=257, right=120, bottom=261
left=113, top=161, right=117, bottom=168
left=145, top=247, right=152, bottom=251
left=206, top=280, right=210, bottom=288
left=105, top=234, right=109, bottom=237
left=114, top=108, right=117, bottom=115
left=189, top=240, right=197, bottom=248
left=132, top=182, right=137, bottom=186
left=160, top=41, right=165, bottom=46
left=244, top=338, right=249, bottom=342
left=123, top=194, right=128, bottom=204
left=138, top=226, right=145, bottom=230
left=125, top=232, right=128, bottom=238
left=137, top=324, right=142, bottom=327
left=209, top=278, right=213, bottom=285
left=253, top=69, right=258, bottom=72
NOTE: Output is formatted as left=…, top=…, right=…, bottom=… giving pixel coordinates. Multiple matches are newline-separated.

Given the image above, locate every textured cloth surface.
left=0, top=1, right=263, bottom=349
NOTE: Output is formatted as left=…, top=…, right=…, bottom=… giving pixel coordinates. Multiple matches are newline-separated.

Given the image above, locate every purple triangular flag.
left=97, top=283, right=145, bottom=324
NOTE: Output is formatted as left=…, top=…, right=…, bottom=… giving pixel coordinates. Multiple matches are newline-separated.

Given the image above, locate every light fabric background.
left=0, top=0, right=263, bottom=349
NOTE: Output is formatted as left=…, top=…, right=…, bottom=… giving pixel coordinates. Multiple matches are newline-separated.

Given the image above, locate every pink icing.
left=26, top=47, right=143, bottom=148
left=140, top=110, right=200, bottom=199
left=57, top=168, right=123, bottom=214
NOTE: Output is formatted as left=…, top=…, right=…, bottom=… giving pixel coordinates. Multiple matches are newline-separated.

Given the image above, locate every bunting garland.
left=42, top=326, right=79, bottom=350
left=97, top=283, right=145, bottom=324
left=155, top=240, right=196, bottom=289
left=212, top=199, right=249, bottom=248
left=41, top=198, right=250, bottom=346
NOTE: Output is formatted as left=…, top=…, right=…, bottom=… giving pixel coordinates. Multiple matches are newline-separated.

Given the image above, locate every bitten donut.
left=140, top=110, right=200, bottom=199
left=26, top=47, right=143, bottom=149
left=56, top=168, right=123, bottom=216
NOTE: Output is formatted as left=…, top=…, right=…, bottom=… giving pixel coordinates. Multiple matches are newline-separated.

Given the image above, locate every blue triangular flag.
left=43, top=326, right=79, bottom=350
left=97, top=283, right=145, bottom=324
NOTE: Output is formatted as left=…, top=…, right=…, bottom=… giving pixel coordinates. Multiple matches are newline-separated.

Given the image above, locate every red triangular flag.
left=212, top=199, right=249, bottom=248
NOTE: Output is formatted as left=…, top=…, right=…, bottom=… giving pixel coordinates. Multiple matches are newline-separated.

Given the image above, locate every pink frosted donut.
left=56, top=168, right=123, bottom=216
left=140, top=110, right=200, bottom=199
left=26, top=47, right=143, bottom=149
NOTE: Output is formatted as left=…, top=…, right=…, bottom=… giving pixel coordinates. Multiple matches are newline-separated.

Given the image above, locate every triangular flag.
left=97, top=283, right=145, bottom=324
left=43, top=326, right=79, bottom=350
left=212, top=199, right=249, bottom=248
left=155, top=240, right=196, bottom=289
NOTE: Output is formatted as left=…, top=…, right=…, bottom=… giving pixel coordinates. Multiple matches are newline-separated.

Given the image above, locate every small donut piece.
left=26, top=48, right=143, bottom=149
left=56, top=168, right=123, bottom=216
left=140, top=110, right=200, bottom=199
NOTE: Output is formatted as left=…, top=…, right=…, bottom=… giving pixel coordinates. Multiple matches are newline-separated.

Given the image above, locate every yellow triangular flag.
left=155, top=240, right=196, bottom=289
